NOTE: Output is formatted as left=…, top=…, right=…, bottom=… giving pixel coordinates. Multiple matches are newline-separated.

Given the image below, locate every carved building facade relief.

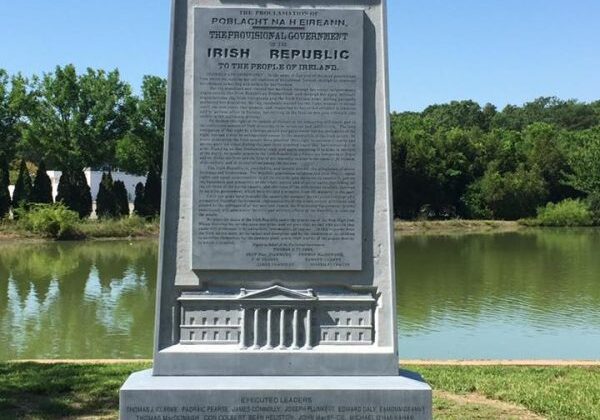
left=179, top=286, right=375, bottom=349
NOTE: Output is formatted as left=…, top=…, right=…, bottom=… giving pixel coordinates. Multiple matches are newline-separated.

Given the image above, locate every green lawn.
left=416, top=365, right=600, bottom=419
left=0, top=363, right=598, bottom=419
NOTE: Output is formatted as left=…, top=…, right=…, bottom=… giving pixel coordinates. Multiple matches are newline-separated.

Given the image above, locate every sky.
left=1, top=0, right=599, bottom=112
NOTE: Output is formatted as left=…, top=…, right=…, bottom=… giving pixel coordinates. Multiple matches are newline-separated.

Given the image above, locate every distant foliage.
left=0, top=158, right=10, bottom=219
left=17, top=203, right=82, bottom=239
left=530, top=199, right=593, bottom=227
left=11, top=160, right=32, bottom=213
left=392, top=97, right=600, bottom=220
left=113, top=180, right=130, bottom=217
left=56, top=169, right=92, bottom=218
left=31, top=161, right=53, bottom=204
left=4, top=62, right=600, bottom=222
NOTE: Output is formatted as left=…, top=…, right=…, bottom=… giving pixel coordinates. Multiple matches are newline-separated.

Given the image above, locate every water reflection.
left=1, top=230, right=600, bottom=360
left=0, top=241, right=157, bottom=360
left=396, top=230, right=600, bottom=359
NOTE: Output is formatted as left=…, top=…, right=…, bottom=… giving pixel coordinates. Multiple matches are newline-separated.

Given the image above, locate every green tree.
left=0, top=157, right=10, bottom=219
left=144, top=169, right=161, bottom=216
left=56, top=169, right=92, bottom=218
left=31, top=160, right=53, bottom=204
left=11, top=160, right=33, bottom=211
left=113, top=180, right=130, bottom=217
left=1, top=71, right=34, bottom=167
left=96, top=172, right=117, bottom=219
left=116, top=75, right=166, bottom=175
left=464, top=163, right=547, bottom=220
left=565, top=128, right=600, bottom=196
left=422, top=100, right=491, bottom=131
left=23, top=65, right=133, bottom=171
left=524, top=123, right=576, bottom=203
left=133, top=182, right=148, bottom=217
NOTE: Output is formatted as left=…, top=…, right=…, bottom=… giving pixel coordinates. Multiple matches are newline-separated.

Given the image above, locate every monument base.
left=120, top=370, right=432, bottom=420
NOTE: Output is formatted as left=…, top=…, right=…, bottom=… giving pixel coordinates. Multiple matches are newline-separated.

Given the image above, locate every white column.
left=278, top=309, right=286, bottom=349
left=239, top=308, right=246, bottom=349
left=304, top=309, right=312, bottom=349
left=265, top=308, right=273, bottom=349
left=292, top=309, right=299, bottom=349
left=252, top=308, right=260, bottom=349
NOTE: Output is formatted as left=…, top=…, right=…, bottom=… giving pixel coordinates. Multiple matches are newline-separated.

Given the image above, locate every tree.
left=11, top=159, right=32, bottom=211
left=0, top=158, right=10, bottom=219
left=133, top=182, right=147, bottom=216
left=0, top=70, right=30, bottom=165
left=31, top=160, right=53, bottom=204
left=113, top=180, right=130, bottom=217
left=464, top=163, right=548, bottom=220
left=422, top=100, right=489, bottom=131
left=23, top=65, right=134, bottom=172
left=144, top=169, right=161, bottom=216
left=524, top=123, right=576, bottom=203
left=96, top=172, right=117, bottom=219
left=565, top=128, right=600, bottom=196
left=56, top=169, right=92, bottom=218
left=116, top=75, right=166, bottom=176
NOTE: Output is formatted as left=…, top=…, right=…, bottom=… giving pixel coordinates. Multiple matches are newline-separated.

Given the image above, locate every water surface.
left=1, top=230, right=599, bottom=360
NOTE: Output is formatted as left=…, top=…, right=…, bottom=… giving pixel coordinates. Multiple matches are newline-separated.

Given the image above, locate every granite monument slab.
left=121, top=1, right=432, bottom=419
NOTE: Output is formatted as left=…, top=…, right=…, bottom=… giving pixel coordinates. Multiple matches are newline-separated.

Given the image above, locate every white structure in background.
left=46, top=169, right=146, bottom=203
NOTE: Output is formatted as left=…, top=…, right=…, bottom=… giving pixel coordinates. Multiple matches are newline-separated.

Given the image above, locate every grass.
left=394, top=219, right=523, bottom=236
left=415, top=364, right=600, bottom=419
left=1, top=362, right=599, bottom=419
left=0, top=216, right=159, bottom=241
left=0, top=362, right=151, bottom=419
left=77, top=216, right=159, bottom=239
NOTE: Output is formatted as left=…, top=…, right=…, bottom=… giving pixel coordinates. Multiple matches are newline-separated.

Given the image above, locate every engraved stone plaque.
left=191, top=7, right=364, bottom=270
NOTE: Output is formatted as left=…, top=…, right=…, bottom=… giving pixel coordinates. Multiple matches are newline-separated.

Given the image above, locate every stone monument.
left=120, top=0, right=432, bottom=419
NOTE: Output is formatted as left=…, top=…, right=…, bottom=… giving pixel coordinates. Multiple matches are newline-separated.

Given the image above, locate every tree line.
left=2, top=65, right=600, bottom=222
left=0, top=65, right=165, bottom=219
left=392, top=97, right=600, bottom=220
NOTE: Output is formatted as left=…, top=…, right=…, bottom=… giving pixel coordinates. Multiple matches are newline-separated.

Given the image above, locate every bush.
left=532, top=199, right=593, bottom=227
left=78, top=214, right=158, bottom=238
left=17, top=204, right=82, bottom=239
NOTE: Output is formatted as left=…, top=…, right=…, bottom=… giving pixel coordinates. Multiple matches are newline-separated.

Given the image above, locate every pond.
left=1, top=230, right=599, bottom=360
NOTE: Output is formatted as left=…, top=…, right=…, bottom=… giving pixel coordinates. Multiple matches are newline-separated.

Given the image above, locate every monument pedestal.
left=120, top=370, right=432, bottom=420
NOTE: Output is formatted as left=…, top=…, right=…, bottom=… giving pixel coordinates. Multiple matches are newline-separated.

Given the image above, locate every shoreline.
left=9, top=359, right=600, bottom=366
left=394, top=220, right=523, bottom=236
left=1, top=219, right=598, bottom=242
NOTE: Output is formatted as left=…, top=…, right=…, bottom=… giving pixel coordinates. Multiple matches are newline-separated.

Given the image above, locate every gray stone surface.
left=192, top=7, right=364, bottom=271
left=153, top=0, right=398, bottom=377
left=120, top=1, right=432, bottom=419
left=121, top=369, right=432, bottom=420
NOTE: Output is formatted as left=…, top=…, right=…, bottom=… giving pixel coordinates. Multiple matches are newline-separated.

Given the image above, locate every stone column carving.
left=239, top=307, right=246, bottom=349
left=278, top=309, right=286, bottom=349
left=265, top=308, right=273, bottom=349
left=252, top=308, right=260, bottom=349
left=305, top=308, right=312, bottom=349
